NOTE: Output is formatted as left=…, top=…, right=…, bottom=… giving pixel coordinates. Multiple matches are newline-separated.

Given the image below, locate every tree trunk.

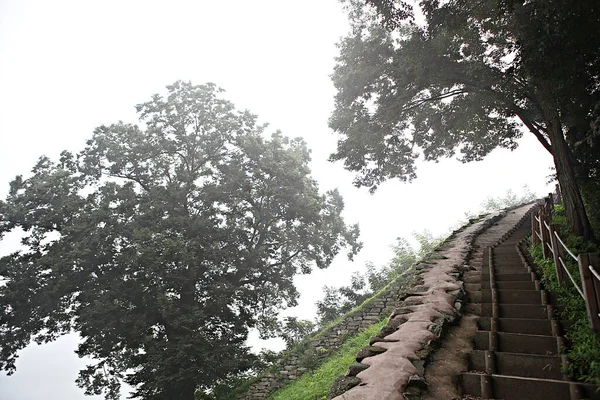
left=539, top=85, right=595, bottom=240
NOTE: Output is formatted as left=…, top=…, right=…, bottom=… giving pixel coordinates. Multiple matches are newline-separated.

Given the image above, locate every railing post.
left=578, top=253, right=600, bottom=334
left=531, top=211, right=540, bottom=245
left=555, top=183, right=562, bottom=204
left=539, top=205, right=551, bottom=259
left=549, top=224, right=566, bottom=284
left=546, top=194, right=554, bottom=216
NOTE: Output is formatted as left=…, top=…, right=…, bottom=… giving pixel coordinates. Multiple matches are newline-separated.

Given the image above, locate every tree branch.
left=400, top=88, right=467, bottom=113
left=514, top=110, right=553, bottom=153
left=110, top=173, right=151, bottom=192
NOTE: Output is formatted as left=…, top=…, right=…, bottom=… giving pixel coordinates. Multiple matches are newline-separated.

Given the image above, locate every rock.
left=390, top=307, right=412, bottom=318
left=326, top=376, right=361, bottom=400
left=379, top=325, right=397, bottom=337
left=405, top=374, right=429, bottom=395
left=356, top=345, right=387, bottom=362
left=411, top=359, right=425, bottom=375
left=347, top=362, right=370, bottom=376
left=369, top=336, right=384, bottom=345
left=454, top=300, right=462, bottom=312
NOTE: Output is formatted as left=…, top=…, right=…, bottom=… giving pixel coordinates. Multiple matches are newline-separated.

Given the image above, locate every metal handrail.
left=554, top=231, right=578, bottom=262
left=559, top=257, right=585, bottom=299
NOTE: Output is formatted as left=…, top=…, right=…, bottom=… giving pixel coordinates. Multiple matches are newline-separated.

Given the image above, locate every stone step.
left=469, top=350, right=564, bottom=380
left=474, top=331, right=559, bottom=355
left=477, top=317, right=555, bottom=336
left=480, top=289, right=544, bottom=304
left=481, top=303, right=552, bottom=319
left=481, top=280, right=537, bottom=290
left=482, top=267, right=530, bottom=275
left=490, top=272, right=535, bottom=281
left=460, top=372, right=600, bottom=400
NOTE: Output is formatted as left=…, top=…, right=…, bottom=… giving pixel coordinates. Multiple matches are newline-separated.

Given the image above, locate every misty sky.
left=0, top=1, right=554, bottom=399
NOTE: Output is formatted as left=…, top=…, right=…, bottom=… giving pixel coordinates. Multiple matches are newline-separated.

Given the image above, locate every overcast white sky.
left=0, top=1, right=554, bottom=399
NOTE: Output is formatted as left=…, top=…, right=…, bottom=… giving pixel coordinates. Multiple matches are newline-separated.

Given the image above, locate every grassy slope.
left=266, top=318, right=387, bottom=400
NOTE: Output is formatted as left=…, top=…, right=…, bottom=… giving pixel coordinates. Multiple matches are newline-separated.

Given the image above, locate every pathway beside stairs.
left=425, top=205, right=600, bottom=400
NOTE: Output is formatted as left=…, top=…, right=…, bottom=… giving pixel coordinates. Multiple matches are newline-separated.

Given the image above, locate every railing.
left=531, top=192, right=600, bottom=334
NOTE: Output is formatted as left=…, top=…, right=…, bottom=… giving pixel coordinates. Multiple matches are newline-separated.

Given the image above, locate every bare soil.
left=422, top=207, right=530, bottom=400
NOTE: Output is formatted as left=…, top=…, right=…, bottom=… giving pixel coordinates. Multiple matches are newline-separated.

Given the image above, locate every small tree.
left=481, top=185, right=537, bottom=213
left=0, top=81, right=360, bottom=400
left=279, top=317, right=316, bottom=348
left=316, top=231, right=441, bottom=324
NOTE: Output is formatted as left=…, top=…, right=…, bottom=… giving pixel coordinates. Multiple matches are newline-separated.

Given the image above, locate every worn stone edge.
left=326, top=210, right=510, bottom=400
left=238, top=213, right=501, bottom=399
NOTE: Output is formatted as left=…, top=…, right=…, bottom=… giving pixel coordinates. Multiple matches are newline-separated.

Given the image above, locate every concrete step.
left=469, top=350, right=564, bottom=380
left=460, top=372, right=600, bottom=400
left=474, top=331, right=559, bottom=355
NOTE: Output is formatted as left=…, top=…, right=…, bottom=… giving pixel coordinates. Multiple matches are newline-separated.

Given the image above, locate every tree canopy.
left=332, top=0, right=600, bottom=240
left=0, top=81, right=360, bottom=400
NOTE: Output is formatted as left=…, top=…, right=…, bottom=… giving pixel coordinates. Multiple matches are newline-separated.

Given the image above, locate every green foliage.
left=267, top=318, right=388, bottom=400
left=579, top=180, right=600, bottom=243
left=456, top=186, right=537, bottom=230
left=316, top=231, right=442, bottom=325
left=333, top=0, right=599, bottom=239
left=528, top=205, right=600, bottom=384
left=279, top=317, right=317, bottom=348
left=197, top=349, right=278, bottom=400
left=481, top=185, right=537, bottom=213
left=0, top=81, right=360, bottom=400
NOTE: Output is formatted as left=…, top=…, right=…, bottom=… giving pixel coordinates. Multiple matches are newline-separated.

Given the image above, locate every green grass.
left=267, top=318, right=388, bottom=400
left=231, top=214, right=481, bottom=399
left=528, top=204, right=600, bottom=385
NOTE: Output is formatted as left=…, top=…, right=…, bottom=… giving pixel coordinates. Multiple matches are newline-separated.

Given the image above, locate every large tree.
left=0, top=81, right=360, bottom=400
left=331, top=0, right=600, bottom=240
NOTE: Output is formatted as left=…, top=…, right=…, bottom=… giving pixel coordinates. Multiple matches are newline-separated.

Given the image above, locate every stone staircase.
left=460, top=215, right=600, bottom=399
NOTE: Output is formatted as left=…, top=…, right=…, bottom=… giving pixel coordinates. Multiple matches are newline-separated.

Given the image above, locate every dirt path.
left=423, top=205, right=533, bottom=400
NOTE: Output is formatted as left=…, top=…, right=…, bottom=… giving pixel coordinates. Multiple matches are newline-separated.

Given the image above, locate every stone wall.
left=239, top=271, right=420, bottom=399
left=237, top=217, right=496, bottom=400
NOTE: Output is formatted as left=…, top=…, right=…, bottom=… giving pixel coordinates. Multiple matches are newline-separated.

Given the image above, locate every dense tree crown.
left=332, top=0, right=600, bottom=240
left=0, top=81, right=360, bottom=400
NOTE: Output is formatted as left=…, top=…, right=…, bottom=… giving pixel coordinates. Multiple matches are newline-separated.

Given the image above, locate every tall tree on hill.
left=0, top=81, right=360, bottom=400
left=332, top=0, right=600, bottom=240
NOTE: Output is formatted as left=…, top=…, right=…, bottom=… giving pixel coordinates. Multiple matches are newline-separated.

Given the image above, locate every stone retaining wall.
left=240, top=271, right=419, bottom=399
left=238, top=214, right=505, bottom=400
